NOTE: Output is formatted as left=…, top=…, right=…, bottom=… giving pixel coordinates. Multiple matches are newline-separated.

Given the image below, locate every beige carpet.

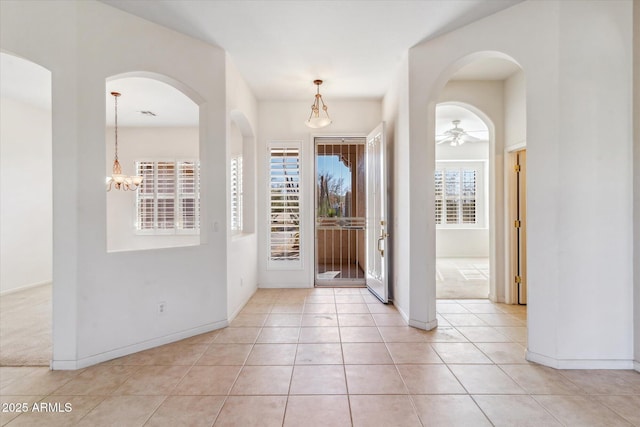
left=436, top=257, right=490, bottom=299
left=0, top=283, right=51, bottom=366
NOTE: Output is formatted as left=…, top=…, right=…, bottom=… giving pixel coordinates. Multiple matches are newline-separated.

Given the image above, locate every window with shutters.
left=135, top=160, right=200, bottom=234
left=231, top=156, right=243, bottom=232
left=268, top=143, right=302, bottom=267
left=434, top=161, right=484, bottom=228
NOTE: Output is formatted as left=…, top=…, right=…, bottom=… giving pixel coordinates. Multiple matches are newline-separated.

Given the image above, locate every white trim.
left=258, top=282, right=312, bottom=289
left=0, top=281, right=51, bottom=296
left=525, top=350, right=635, bottom=370
left=409, top=317, right=438, bottom=331
left=51, top=320, right=227, bottom=370
left=228, top=287, right=257, bottom=322
left=505, top=141, right=527, bottom=152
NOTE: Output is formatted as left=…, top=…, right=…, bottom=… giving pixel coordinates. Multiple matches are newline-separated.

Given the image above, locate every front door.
left=365, top=123, right=389, bottom=302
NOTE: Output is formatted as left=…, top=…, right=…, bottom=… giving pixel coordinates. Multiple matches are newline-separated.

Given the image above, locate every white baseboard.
left=634, top=360, right=640, bottom=373
left=1, top=281, right=51, bottom=296
left=526, top=350, right=635, bottom=370
left=396, top=305, right=409, bottom=324
left=258, top=283, right=313, bottom=289
left=51, top=320, right=228, bottom=370
left=409, top=318, right=438, bottom=331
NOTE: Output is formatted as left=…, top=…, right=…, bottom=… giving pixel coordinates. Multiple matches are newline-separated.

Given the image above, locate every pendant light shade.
left=305, top=80, right=332, bottom=129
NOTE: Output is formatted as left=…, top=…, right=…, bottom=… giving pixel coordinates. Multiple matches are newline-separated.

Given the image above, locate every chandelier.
left=304, top=79, right=332, bottom=129
left=106, top=91, right=142, bottom=191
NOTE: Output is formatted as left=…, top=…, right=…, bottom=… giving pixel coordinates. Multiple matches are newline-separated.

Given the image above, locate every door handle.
left=377, top=232, right=389, bottom=257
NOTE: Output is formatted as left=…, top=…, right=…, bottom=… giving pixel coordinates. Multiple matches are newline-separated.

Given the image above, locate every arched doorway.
left=434, top=103, right=491, bottom=300
left=0, top=52, right=53, bottom=366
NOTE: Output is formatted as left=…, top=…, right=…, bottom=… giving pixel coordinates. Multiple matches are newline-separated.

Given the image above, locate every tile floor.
left=436, top=258, right=490, bottom=299
left=1, top=288, right=639, bottom=426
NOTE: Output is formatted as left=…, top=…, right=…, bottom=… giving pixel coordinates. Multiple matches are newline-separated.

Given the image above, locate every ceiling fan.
left=436, top=120, right=485, bottom=146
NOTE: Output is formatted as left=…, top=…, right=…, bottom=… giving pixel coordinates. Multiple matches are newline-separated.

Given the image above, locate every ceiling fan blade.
left=437, top=137, right=454, bottom=145
left=462, top=134, right=483, bottom=142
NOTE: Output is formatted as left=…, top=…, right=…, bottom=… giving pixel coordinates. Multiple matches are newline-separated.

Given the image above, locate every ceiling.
left=101, top=0, right=523, bottom=100
left=2, top=1, right=524, bottom=126
left=435, top=105, right=488, bottom=141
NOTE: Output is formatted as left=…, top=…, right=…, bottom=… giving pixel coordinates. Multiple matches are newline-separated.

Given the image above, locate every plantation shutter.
left=231, top=156, right=243, bottom=232
left=136, top=161, right=155, bottom=230
left=434, top=169, right=443, bottom=225
left=269, top=145, right=301, bottom=264
left=156, top=162, right=176, bottom=230
left=177, top=161, right=198, bottom=231
left=461, top=169, right=477, bottom=224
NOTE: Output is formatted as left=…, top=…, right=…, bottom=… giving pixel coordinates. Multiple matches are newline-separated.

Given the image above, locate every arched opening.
left=429, top=53, right=527, bottom=347
left=0, top=52, right=52, bottom=366
left=105, top=76, right=200, bottom=252
left=435, top=103, right=491, bottom=300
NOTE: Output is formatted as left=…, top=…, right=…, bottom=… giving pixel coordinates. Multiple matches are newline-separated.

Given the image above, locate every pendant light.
left=106, top=91, right=143, bottom=191
left=304, top=79, right=332, bottom=129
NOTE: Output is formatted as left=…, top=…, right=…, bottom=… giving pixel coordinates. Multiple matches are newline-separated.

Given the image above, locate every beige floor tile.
left=230, top=365, right=292, bottom=395
left=362, top=294, right=380, bottom=304
left=256, top=327, right=300, bottom=344
left=270, top=303, right=304, bottom=313
left=500, top=364, right=583, bottom=395
left=339, top=326, right=382, bottom=342
left=350, top=395, right=421, bottom=426
left=342, top=343, right=393, bottom=364
left=264, top=314, right=302, bottom=327
left=177, top=330, right=220, bottom=345
left=289, top=365, right=347, bottom=394
left=295, top=343, right=343, bottom=364
left=303, top=303, right=336, bottom=314
left=229, top=313, right=268, bottom=327
left=495, top=303, right=528, bottom=314
left=378, top=326, right=429, bottom=343
left=0, top=368, right=78, bottom=396
left=52, top=365, right=137, bottom=396
left=239, top=303, right=273, bottom=314
left=460, top=303, right=506, bottom=314
left=456, top=326, right=511, bottom=343
left=336, top=303, right=370, bottom=314
left=436, top=314, right=452, bottom=327
left=440, top=313, right=488, bottom=327
left=535, top=395, right=633, bottom=427
left=114, top=365, right=189, bottom=395
left=298, top=326, right=340, bottom=343
left=196, top=343, right=252, bottom=365
left=335, top=295, right=365, bottom=303
left=412, top=395, right=492, bottom=427
left=284, top=395, right=351, bottom=427
left=145, top=395, right=225, bottom=427
left=0, top=367, right=41, bottom=389
left=214, top=327, right=261, bottom=343
left=386, top=343, right=443, bottom=364
left=7, top=395, right=103, bottom=427
left=397, top=364, right=466, bottom=394
left=366, top=303, right=398, bottom=314
left=301, top=314, right=338, bottom=327
left=345, top=365, right=408, bottom=394
left=304, top=295, right=335, bottom=304
left=474, top=342, right=527, bottom=364
left=372, top=313, right=406, bottom=326
left=172, top=365, right=241, bottom=395
left=475, top=313, right=525, bottom=326
left=338, top=313, right=376, bottom=327
left=334, top=288, right=363, bottom=295
left=308, top=288, right=335, bottom=295
left=436, top=303, right=470, bottom=314
left=431, top=343, right=493, bottom=364
left=595, top=395, right=640, bottom=425
left=245, top=344, right=297, bottom=365
left=143, top=343, right=208, bottom=366
left=559, top=369, right=640, bottom=395
left=0, top=395, right=46, bottom=426
left=473, top=395, right=562, bottom=427
left=493, top=326, right=528, bottom=343
left=449, top=365, right=526, bottom=394
left=77, top=395, right=164, bottom=427
left=422, top=327, right=469, bottom=343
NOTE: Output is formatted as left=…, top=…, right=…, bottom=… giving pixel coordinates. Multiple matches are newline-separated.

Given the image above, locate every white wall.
left=0, top=97, right=52, bottom=293
left=257, top=100, right=382, bottom=288
left=382, top=56, right=412, bottom=321
left=632, top=0, right=639, bottom=372
left=1, top=0, right=229, bottom=369
left=504, top=70, right=526, bottom=149
left=407, top=0, right=634, bottom=368
left=226, top=54, right=259, bottom=319
left=106, top=126, right=199, bottom=252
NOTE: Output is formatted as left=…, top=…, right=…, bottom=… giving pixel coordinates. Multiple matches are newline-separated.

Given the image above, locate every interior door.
left=365, top=123, right=389, bottom=302
left=516, top=150, right=527, bottom=304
